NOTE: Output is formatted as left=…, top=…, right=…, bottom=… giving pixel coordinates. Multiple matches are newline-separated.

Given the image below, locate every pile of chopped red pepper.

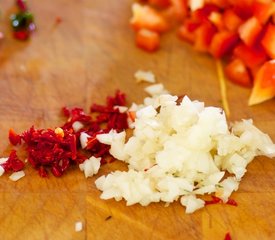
left=1, top=91, right=129, bottom=178
left=130, top=0, right=275, bottom=105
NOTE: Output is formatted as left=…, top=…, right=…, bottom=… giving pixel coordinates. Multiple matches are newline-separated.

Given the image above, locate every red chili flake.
left=16, top=0, right=28, bottom=12
left=90, top=90, right=129, bottom=132
left=205, top=196, right=222, bottom=205
left=205, top=196, right=238, bottom=207
left=1, top=150, right=24, bottom=172
left=38, top=166, right=48, bottom=178
left=224, top=232, right=232, bottom=240
left=62, top=107, right=91, bottom=131
left=226, top=198, right=238, bottom=206
left=51, top=165, right=63, bottom=177
left=55, top=16, right=63, bottom=25
left=9, top=128, right=22, bottom=145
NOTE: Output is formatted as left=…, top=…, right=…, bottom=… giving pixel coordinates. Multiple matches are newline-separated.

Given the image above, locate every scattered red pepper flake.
left=224, top=232, right=232, bottom=240
left=16, top=0, right=28, bottom=12
left=205, top=196, right=238, bottom=207
left=55, top=16, right=63, bottom=25
left=9, top=128, right=22, bottom=145
left=38, top=166, right=48, bottom=178
left=226, top=198, right=238, bottom=206
left=205, top=195, right=222, bottom=205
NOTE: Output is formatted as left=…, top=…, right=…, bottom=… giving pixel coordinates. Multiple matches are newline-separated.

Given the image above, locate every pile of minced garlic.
left=94, top=82, right=275, bottom=213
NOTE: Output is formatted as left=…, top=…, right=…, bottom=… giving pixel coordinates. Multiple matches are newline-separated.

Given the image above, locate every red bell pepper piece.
left=222, top=9, right=243, bottom=32
left=249, top=60, right=275, bottom=105
left=209, top=31, right=239, bottom=58
left=135, top=28, right=160, bottom=52
left=252, top=1, right=275, bottom=24
left=233, top=43, right=268, bottom=69
left=130, top=3, right=169, bottom=33
left=239, top=16, right=263, bottom=47
left=178, top=25, right=195, bottom=43
left=194, top=21, right=217, bottom=52
left=148, top=0, right=171, bottom=8
left=206, top=0, right=229, bottom=8
left=208, top=11, right=224, bottom=30
left=225, top=58, right=252, bottom=88
left=192, top=4, right=220, bottom=23
left=231, top=0, right=254, bottom=20
left=261, top=23, right=275, bottom=59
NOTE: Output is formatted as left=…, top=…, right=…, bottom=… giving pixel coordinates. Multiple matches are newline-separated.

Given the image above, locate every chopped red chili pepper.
left=9, top=128, right=22, bottom=145
left=90, top=90, right=129, bottom=132
left=205, top=195, right=222, bottom=205
left=1, top=150, right=24, bottom=172
left=62, top=107, right=92, bottom=130
left=19, top=126, right=80, bottom=177
left=38, top=166, right=48, bottom=178
left=1, top=91, right=129, bottom=178
left=224, top=232, right=232, bottom=240
left=205, top=196, right=238, bottom=207
left=226, top=198, right=238, bottom=206
left=16, top=0, right=28, bottom=11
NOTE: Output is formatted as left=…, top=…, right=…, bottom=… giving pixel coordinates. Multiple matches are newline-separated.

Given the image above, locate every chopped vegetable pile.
left=0, top=91, right=128, bottom=178
left=1, top=73, right=275, bottom=215
left=130, top=0, right=275, bottom=105
left=95, top=81, right=275, bottom=213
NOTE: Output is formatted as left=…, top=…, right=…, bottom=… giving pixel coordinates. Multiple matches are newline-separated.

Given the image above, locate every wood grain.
left=0, top=1, right=274, bottom=239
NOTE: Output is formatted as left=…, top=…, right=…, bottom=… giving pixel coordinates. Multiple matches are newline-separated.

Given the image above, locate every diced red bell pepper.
left=178, top=25, right=195, bottom=43
left=135, top=28, right=160, bottom=52
left=184, top=19, right=201, bottom=32
left=249, top=60, right=275, bottom=105
left=192, top=4, right=220, bottom=23
left=169, top=0, right=188, bottom=20
left=238, top=17, right=263, bottom=47
left=194, top=21, right=217, bottom=52
left=208, top=11, right=224, bottom=30
left=252, top=1, right=275, bottom=24
left=130, top=3, right=169, bottom=33
left=222, top=9, right=243, bottom=32
left=209, top=31, right=239, bottom=58
left=148, top=0, right=171, bottom=8
left=233, top=43, right=268, bottom=69
left=225, top=58, right=252, bottom=88
left=206, top=0, right=230, bottom=9
left=261, top=23, right=275, bottom=59
left=230, top=0, right=254, bottom=20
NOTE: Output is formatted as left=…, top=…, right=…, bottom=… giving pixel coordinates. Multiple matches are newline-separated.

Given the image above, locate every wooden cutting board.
left=0, top=1, right=274, bottom=239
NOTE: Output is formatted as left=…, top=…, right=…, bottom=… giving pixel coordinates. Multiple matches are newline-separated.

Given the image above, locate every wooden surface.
left=0, top=1, right=275, bottom=239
